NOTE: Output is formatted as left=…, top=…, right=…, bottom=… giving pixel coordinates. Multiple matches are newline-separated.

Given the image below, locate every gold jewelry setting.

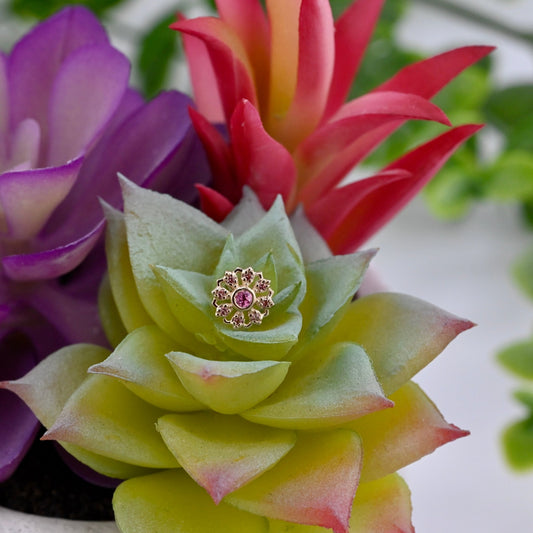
left=212, top=267, right=274, bottom=328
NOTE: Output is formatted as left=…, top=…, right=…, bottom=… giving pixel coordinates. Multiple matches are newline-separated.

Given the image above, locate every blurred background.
left=2, top=0, right=533, bottom=530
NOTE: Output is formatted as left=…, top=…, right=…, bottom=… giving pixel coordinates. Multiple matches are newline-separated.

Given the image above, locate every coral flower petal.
left=307, top=170, right=411, bottom=245
left=196, top=184, right=235, bottom=222
left=189, top=106, right=238, bottom=199
left=266, top=0, right=302, bottom=125
left=171, top=17, right=257, bottom=121
left=230, top=100, right=297, bottom=209
left=277, top=0, right=335, bottom=149
left=323, top=0, right=386, bottom=120
left=325, top=124, right=483, bottom=253
left=180, top=31, right=225, bottom=123
left=227, top=430, right=361, bottom=533
left=374, top=45, right=495, bottom=98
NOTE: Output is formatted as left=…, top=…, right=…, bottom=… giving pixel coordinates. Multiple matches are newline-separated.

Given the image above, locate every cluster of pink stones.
left=212, top=267, right=274, bottom=328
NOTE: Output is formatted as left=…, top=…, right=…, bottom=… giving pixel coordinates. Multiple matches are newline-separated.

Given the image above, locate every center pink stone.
left=233, top=288, right=254, bottom=309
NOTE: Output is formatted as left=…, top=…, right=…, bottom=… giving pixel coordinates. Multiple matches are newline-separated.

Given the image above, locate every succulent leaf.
left=166, top=352, right=290, bottom=414
left=43, top=374, right=179, bottom=469
left=114, top=469, right=269, bottom=533
left=90, top=325, right=204, bottom=412
left=243, top=342, right=391, bottom=430
left=330, top=292, right=474, bottom=394
left=157, top=412, right=296, bottom=502
left=226, top=430, right=361, bottom=533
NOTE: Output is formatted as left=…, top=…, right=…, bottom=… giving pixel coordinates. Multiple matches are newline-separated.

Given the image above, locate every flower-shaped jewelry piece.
left=213, top=268, right=274, bottom=328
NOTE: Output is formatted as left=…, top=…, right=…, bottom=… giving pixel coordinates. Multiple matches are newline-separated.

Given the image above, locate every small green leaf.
left=485, top=85, right=533, bottom=137
left=484, top=152, right=533, bottom=201
left=502, top=416, right=533, bottom=470
left=513, top=245, right=533, bottom=301
left=8, top=0, right=125, bottom=18
left=138, top=12, right=180, bottom=99
left=514, top=387, right=533, bottom=410
left=498, top=339, right=533, bottom=379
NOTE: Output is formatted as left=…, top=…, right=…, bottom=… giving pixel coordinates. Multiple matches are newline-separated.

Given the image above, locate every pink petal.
left=196, top=184, right=234, bottom=222
left=230, top=100, right=297, bottom=209
left=266, top=0, right=302, bottom=128
left=180, top=31, right=225, bottom=123
left=297, top=92, right=450, bottom=205
left=46, top=44, right=130, bottom=166
left=374, top=45, right=494, bottom=97
left=188, top=106, right=238, bottom=200
left=8, top=6, right=108, bottom=139
left=2, top=221, right=104, bottom=281
left=215, top=0, right=270, bottom=113
left=275, top=0, right=335, bottom=149
left=0, top=157, right=82, bottom=240
left=171, top=17, right=257, bottom=122
left=323, top=0, right=386, bottom=119
left=307, top=169, right=411, bottom=241
left=321, top=124, right=482, bottom=253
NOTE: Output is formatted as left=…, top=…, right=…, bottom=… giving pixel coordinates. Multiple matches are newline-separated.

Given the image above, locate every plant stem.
left=412, top=0, right=533, bottom=47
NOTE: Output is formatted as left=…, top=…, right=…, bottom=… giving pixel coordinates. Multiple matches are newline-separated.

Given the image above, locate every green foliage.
left=503, top=416, right=533, bottom=470
left=138, top=12, right=181, bottom=99
left=498, top=339, right=533, bottom=379
left=8, top=0, right=127, bottom=18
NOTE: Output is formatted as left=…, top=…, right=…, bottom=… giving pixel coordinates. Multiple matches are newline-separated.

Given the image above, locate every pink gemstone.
left=255, top=278, right=270, bottom=292
left=233, top=288, right=254, bottom=310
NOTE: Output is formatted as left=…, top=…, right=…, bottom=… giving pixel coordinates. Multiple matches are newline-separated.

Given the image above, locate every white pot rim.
left=0, top=506, right=118, bottom=532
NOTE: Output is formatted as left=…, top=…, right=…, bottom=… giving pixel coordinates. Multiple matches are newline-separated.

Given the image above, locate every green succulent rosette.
left=4, top=179, right=473, bottom=533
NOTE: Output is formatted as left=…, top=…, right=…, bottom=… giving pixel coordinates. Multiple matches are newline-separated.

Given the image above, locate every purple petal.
left=42, top=91, right=202, bottom=243
left=46, top=44, right=130, bottom=166
left=27, top=278, right=107, bottom=346
left=8, top=118, right=40, bottom=169
left=0, top=53, right=8, bottom=142
left=55, top=445, right=121, bottom=489
left=8, top=7, right=108, bottom=139
left=0, top=332, right=40, bottom=482
left=0, top=157, right=82, bottom=240
left=2, top=221, right=104, bottom=281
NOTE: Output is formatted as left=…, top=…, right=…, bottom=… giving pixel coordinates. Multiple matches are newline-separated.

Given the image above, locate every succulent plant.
left=3, top=178, right=472, bottom=532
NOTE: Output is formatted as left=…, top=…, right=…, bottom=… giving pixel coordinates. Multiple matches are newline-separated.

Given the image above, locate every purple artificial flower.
left=0, top=6, right=211, bottom=481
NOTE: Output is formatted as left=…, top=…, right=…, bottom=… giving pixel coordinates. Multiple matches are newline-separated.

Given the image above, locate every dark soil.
left=0, top=435, right=114, bottom=520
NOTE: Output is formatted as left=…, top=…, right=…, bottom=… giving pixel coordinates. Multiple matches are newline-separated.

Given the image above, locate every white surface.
left=368, top=199, right=533, bottom=532
left=0, top=507, right=117, bottom=533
